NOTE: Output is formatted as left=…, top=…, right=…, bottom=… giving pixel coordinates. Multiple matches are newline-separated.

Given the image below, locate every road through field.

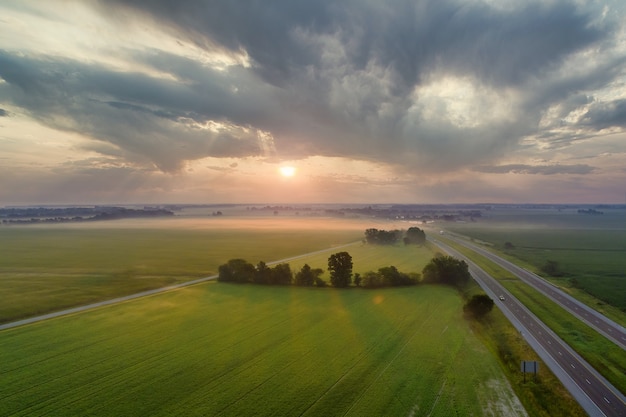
left=444, top=234, right=626, bottom=350
left=0, top=241, right=360, bottom=332
left=430, top=237, right=626, bottom=417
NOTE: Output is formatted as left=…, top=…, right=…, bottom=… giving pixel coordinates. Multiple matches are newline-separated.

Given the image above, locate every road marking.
left=570, top=364, right=575, bottom=369
left=604, top=397, right=611, bottom=404
left=558, top=351, right=562, bottom=356
left=585, top=379, right=591, bottom=385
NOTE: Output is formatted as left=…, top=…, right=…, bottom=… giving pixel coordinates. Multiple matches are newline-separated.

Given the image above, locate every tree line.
left=217, top=226, right=493, bottom=318
left=218, top=252, right=472, bottom=290
left=364, top=227, right=426, bottom=245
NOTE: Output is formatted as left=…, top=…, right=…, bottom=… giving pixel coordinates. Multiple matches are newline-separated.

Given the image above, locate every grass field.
left=0, top=283, right=526, bottom=417
left=441, top=208, right=626, bottom=314
left=0, top=216, right=377, bottom=323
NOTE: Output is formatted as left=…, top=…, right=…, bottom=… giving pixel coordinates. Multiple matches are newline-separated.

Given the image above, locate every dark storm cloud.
left=0, top=108, right=7, bottom=117
left=2, top=0, right=622, bottom=174
left=92, top=0, right=624, bottom=170
left=105, top=0, right=606, bottom=88
left=579, top=99, right=626, bottom=129
left=474, top=163, right=596, bottom=175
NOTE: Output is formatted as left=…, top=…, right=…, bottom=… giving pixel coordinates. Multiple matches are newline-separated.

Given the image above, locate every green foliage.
left=328, top=252, right=353, bottom=288
left=270, top=263, right=293, bottom=285
left=254, top=261, right=272, bottom=284
left=463, top=294, right=495, bottom=318
left=422, top=255, right=471, bottom=287
left=218, top=259, right=256, bottom=283
left=361, top=266, right=419, bottom=288
left=314, top=276, right=327, bottom=287
left=364, top=228, right=401, bottom=245
left=404, top=227, right=426, bottom=245
left=219, top=260, right=293, bottom=285
left=0, top=284, right=522, bottom=416
left=295, top=264, right=315, bottom=286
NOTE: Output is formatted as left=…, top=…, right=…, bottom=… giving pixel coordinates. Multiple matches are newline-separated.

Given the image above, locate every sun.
left=279, top=166, right=296, bottom=177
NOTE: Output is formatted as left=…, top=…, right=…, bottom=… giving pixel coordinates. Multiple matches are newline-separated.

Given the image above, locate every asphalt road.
left=444, top=235, right=626, bottom=350
left=431, top=237, right=626, bottom=417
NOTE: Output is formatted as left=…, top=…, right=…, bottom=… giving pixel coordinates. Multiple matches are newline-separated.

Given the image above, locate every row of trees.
left=217, top=252, right=355, bottom=287
left=218, top=259, right=325, bottom=286
left=364, top=227, right=426, bottom=245
left=218, top=252, right=472, bottom=289
left=360, top=266, right=419, bottom=288
left=217, top=251, right=494, bottom=318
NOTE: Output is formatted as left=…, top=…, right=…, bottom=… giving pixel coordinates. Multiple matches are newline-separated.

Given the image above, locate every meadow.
left=0, top=283, right=526, bottom=417
left=0, top=216, right=377, bottom=322
left=442, top=208, right=626, bottom=314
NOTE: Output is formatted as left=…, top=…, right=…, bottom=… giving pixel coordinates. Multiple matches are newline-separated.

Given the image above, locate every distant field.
left=442, top=208, right=626, bottom=312
left=0, top=215, right=424, bottom=323
left=0, top=283, right=525, bottom=417
left=289, top=242, right=435, bottom=280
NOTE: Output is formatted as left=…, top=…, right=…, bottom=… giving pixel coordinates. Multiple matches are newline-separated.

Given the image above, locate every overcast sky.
left=1, top=0, right=625, bottom=205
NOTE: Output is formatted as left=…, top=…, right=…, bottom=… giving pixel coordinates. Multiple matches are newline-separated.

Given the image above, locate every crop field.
left=0, top=216, right=387, bottom=323
left=442, top=208, right=626, bottom=312
left=288, top=241, right=436, bottom=280
left=0, top=283, right=526, bottom=417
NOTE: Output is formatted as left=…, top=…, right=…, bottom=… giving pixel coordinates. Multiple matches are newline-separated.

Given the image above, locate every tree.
left=271, top=263, right=293, bottom=285
left=463, top=294, right=494, bottom=318
left=254, top=261, right=272, bottom=284
left=364, top=228, right=401, bottom=245
left=379, top=265, right=402, bottom=286
left=217, top=259, right=256, bottom=283
left=295, top=264, right=323, bottom=286
left=328, top=251, right=353, bottom=287
left=353, top=273, right=362, bottom=287
left=422, top=255, right=471, bottom=287
left=404, top=227, right=426, bottom=245
left=361, top=270, right=383, bottom=288
left=314, top=276, right=327, bottom=287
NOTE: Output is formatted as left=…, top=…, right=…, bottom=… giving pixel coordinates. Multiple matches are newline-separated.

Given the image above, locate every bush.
left=463, top=294, right=494, bottom=319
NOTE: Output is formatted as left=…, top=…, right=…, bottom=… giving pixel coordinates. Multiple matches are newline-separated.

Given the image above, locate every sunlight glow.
left=279, top=166, right=296, bottom=177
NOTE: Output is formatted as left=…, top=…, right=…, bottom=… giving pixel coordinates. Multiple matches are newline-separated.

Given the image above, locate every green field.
left=442, top=208, right=626, bottom=313
left=0, top=283, right=525, bottom=417
left=0, top=216, right=373, bottom=323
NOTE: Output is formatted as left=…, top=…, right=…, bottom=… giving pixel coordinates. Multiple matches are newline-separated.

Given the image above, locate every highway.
left=444, top=234, right=626, bottom=350
left=431, top=237, right=626, bottom=417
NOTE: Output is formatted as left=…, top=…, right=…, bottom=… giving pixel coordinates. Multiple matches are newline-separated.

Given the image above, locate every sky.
left=1, top=0, right=625, bottom=205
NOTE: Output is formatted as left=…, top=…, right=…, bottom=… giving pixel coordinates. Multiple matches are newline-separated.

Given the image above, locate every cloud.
left=473, top=163, right=596, bottom=175
left=1, top=0, right=625, bottom=204
left=579, top=99, right=626, bottom=129
left=72, top=0, right=622, bottom=173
